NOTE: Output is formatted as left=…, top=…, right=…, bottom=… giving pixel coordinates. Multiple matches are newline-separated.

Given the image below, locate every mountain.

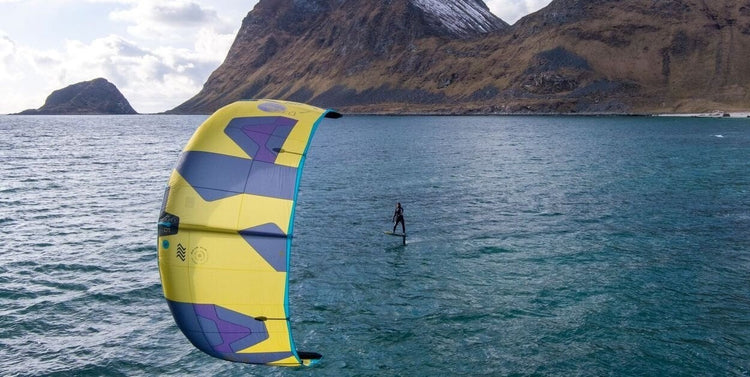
left=506, top=0, right=750, bottom=113
left=172, top=0, right=750, bottom=114
left=18, top=78, right=137, bottom=115
left=171, top=0, right=506, bottom=114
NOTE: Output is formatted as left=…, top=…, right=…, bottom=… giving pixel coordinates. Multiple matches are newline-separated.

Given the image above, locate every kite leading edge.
left=157, top=99, right=341, bottom=366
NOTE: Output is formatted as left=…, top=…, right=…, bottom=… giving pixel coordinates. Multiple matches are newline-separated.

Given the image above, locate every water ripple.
left=1, top=115, right=749, bottom=376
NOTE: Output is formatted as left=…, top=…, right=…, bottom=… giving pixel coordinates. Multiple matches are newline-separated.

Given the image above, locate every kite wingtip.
left=298, top=351, right=323, bottom=366
left=325, top=110, right=342, bottom=119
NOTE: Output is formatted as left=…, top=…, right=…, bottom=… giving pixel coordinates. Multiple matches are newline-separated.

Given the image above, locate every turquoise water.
left=1, top=115, right=748, bottom=376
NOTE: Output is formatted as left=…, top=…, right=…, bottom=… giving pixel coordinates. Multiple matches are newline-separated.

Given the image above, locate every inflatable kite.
left=157, top=100, right=341, bottom=366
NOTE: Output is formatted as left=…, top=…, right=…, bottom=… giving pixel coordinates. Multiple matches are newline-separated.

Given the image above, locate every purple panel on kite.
left=177, top=151, right=298, bottom=201
left=242, top=222, right=286, bottom=237
left=225, top=117, right=297, bottom=163
left=215, top=306, right=273, bottom=353
left=240, top=223, right=288, bottom=272
left=176, top=151, right=252, bottom=201
left=245, top=161, right=298, bottom=200
left=193, top=304, right=269, bottom=354
left=258, top=101, right=287, bottom=113
left=197, top=315, right=224, bottom=347
left=168, top=301, right=272, bottom=360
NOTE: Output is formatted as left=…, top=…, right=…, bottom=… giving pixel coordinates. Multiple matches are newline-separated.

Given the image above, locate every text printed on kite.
left=157, top=100, right=341, bottom=366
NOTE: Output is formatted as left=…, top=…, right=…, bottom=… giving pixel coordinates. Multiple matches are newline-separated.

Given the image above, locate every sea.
left=0, top=114, right=748, bottom=376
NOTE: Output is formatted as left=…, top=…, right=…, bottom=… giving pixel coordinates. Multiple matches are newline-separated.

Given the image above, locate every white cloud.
left=110, top=0, right=235, bottom=44
left=0, top=0, right=241, bottom=114
left=485, top=0, right=552, bottom=24
left=53, top=33, right=233, bottom=113
left=0, top=31, right=64, bottom=112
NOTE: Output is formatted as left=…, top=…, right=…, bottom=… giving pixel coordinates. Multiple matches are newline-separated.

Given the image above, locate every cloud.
left=0, top=0, right=240, bottom=113
left=104, top=1, right=239, bottom=112
left=0, top=30, right=64, bottom=112
left=485, top=0, right=552, bottom=24
left=0, top=29, right=233, bottom=114
left=110, top=0, right=236, bottom=44
left=151, top=2, right=214, bottom=25
left=59, top=32, right=233, bottom=113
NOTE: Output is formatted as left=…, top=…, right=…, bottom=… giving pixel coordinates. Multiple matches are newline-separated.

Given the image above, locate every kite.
left=157, top=99, right=341, bottom=366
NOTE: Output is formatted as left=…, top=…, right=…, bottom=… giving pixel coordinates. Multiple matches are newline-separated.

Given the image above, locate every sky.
left=0, top=0, right=552, bottom=114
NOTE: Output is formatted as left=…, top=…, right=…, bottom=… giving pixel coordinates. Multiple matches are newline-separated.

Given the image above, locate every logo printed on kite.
left=176, top=243, right=186, bottom=261
left=258, top=101, right=287, bottom=113
left=191, top=246, right=208, bottom=264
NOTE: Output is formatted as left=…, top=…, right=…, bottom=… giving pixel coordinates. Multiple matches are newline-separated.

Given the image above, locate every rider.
left=392, top=202, right=405, bottom=234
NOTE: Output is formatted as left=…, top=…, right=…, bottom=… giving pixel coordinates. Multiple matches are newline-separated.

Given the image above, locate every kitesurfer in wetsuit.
left=392, top=202, right=405, bottom=234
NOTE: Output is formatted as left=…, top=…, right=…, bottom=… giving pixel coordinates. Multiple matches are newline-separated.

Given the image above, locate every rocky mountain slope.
left=172, top=0, right=750, bottom=114
left=506, top=0, right=750, bottom=113
left=19, top=78, right=137, bottom=115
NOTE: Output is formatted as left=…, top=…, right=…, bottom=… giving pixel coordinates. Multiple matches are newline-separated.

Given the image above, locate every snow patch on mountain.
left=411, top=0, right=506, bottom=36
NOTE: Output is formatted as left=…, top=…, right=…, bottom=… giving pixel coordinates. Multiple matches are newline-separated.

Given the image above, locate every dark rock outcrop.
left=19, top=78, right=137, bottom=115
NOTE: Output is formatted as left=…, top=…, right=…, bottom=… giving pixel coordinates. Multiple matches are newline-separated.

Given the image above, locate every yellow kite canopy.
left=157, top=100, right=341, bottom=366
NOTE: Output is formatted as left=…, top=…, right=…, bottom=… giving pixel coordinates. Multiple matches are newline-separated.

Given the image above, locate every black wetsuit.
left=393, top=206, right=405, bottom=233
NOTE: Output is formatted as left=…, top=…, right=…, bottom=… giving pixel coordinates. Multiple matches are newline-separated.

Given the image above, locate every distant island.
left=17, top=78, right=137, bottom=115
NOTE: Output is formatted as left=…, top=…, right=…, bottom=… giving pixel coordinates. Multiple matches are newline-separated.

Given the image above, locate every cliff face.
left=19, top=78, right=137, bottom=115
left=172, top=0, right=750, bottom=114
left=507, top=0, right=750, bottom=113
